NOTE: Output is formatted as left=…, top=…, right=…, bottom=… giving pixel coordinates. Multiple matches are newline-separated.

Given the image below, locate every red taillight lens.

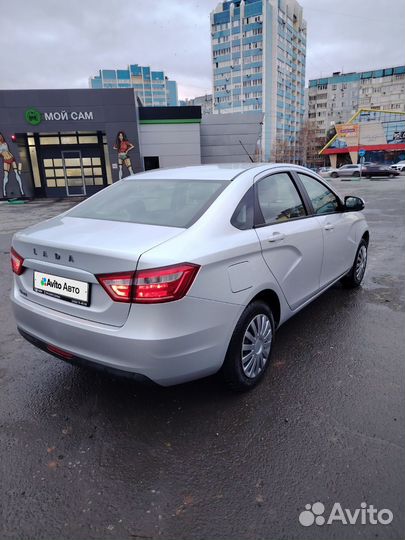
left=10, top=247, right=24, bottom=275
left=134, top=263, right=200, bottom=303
left=96, top=264, right=199, bottom=304
left=96, top=271, right=134, bottom=303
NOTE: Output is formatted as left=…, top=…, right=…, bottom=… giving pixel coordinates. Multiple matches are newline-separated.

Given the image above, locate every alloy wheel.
left=241, top=314, right=272, bottom=378
left=355, top=245, right=367, bottom=281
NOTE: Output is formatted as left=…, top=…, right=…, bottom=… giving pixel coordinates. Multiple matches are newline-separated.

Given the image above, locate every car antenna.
left=239, top=140, right=254, bottom=163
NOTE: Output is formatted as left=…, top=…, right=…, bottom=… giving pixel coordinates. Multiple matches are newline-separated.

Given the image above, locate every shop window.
left=61, top=135, right=78, bottom=145
left=93, top=167, right=102, bottom=176
left=84, top=167, right=93, bottom=176
left=94, top=177, right=104, bottom=185
left=92, top=157, right=101, bottom=165
left=28, top=146, right=42, bottom=188
left=47, top=179, right=56, bottom=187
left=66, top=168, right=82, bottom=177
left=56, top=178, right=66, bottom=187
left=53, top=159, right=63, bottom=167
left=43, top=158, right=53, bottom=167
left=55, top=169, right=64, bottom=177
left=85, top=177, right=95, bottom=185
left=40, top=136, right=59, bottom=145
left=82, top=157, right=92, bottom=166
left=28, top=137, right=35, bottom=147
left=144, top=156, right=160, bottom=170
left=64, top=158, right=80, bottom=167
left=45, top=169, right=55, bottom=177
left=78, top=136, right=98, bottom=144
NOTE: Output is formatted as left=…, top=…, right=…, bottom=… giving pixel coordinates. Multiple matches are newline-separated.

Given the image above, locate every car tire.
left=222, top=301, right=275, bottom=392
left=330, top=172, right=338, bottom=178
left=389, top=173, right=395, bottom=178
left=341, top=238, right=368, bottom=288
left=353, top=171, right=360, bottom=177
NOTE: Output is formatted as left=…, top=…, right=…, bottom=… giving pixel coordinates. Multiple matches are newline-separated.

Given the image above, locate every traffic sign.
left=359, top=149, right=366, bottom=157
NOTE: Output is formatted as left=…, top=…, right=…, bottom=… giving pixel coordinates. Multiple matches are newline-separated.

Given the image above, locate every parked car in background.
left=330, top=164, right=362, bottom=178
left=318, top=167, right=333, bottom=178
left=10, top=164, right=369, bottom=391
left=390, top=160, right=405, bottom=172
left=363, top=164, right=399, bottom=178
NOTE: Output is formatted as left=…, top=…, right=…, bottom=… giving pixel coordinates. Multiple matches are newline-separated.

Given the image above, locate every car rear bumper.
left=12, top=283, right=242, bottom=386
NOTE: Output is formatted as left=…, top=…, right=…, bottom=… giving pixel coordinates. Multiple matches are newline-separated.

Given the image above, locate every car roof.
left=124, top=163, right=311, bottom=182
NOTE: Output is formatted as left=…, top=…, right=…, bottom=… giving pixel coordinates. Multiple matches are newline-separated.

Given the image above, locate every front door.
left=254, top=171, right=324, bottom=310
left=62, top=150, right=86, bottom=197
left=296, top=172, right=357, bottom=287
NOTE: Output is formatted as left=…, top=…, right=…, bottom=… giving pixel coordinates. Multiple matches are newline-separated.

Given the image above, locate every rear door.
left=295, top=172, right=357, bottom=287
left=253, top=171, right=323, bottom=310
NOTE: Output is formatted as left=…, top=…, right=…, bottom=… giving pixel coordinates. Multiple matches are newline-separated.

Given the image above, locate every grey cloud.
left=0, top=0, right=403, bottom=98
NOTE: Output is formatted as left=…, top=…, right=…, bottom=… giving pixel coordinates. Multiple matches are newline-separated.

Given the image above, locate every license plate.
left=33, top=271, right=90, bottom=307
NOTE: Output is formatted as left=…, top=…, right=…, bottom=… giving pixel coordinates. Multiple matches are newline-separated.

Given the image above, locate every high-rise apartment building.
left=89, top=64, right=178, bottom=107
left=308, top=66, right=405, bottom=136
left=210, top=0, right=306, bottom=160
left=181, top=94, right=213, bottom=115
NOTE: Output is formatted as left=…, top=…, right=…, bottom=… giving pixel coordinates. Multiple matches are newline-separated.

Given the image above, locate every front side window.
left=255, top=173, right=306, bottom=226
left=68, top=178, right=228, bottom=228
left=298, top=174, right=340, bottom=215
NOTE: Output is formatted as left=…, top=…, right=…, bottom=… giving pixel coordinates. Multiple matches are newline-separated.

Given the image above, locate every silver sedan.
left=11, top=164, right=369, bottom=391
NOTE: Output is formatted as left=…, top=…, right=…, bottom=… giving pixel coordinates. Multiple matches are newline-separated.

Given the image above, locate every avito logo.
left=299, top=501, right=393, bottom=527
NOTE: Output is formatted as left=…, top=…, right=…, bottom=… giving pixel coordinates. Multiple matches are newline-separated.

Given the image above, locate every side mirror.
left=344, top=196, right=365, bottom=211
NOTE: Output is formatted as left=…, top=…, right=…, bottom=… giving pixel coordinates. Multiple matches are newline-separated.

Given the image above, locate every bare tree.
left=296, top=120, right=327, bottom=168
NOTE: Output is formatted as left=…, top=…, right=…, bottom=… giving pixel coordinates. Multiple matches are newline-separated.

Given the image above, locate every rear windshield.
left=68, top=178, right=229, bottom=228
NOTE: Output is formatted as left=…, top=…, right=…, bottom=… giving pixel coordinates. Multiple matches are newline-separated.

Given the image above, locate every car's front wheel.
left=222, top=301, right=275, bottom=391
left=330, top=172, right=338, bottom=178
left=341, top=238, right=368, bottom=288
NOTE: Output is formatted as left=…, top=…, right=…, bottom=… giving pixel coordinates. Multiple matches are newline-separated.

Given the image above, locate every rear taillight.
left=96, top=263, right=199, bottom=304
left=133, top=263, right=200, bottom=304
left=96, top=271, right=134, bottom=303
left=10, top=247, right=24, bottom=275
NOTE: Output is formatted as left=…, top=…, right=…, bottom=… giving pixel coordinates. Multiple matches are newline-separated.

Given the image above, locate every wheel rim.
left=355, top=245, right=367, bottom=281
left=241, top=314, right=272, bottom=379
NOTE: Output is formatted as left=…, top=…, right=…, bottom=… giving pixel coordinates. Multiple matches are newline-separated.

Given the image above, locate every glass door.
left=62, top=150, right=86, bottom=196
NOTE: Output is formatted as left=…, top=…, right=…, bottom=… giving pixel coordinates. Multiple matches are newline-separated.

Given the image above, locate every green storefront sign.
left=25, top=108, right=42, bottom=126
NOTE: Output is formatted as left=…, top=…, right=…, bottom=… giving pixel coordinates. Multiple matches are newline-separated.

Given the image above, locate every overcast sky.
left=1, top=0, right=404, bottom=99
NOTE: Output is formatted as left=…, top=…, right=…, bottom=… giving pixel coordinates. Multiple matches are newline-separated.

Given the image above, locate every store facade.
left=0, top=88, right=142, bottom=200
left=0, top=88, right=261, bottom=201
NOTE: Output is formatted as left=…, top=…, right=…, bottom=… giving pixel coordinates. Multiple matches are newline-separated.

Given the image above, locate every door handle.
left=324, top=223, right=334, bottom=231
left=267, top=232, right=285, bottom=242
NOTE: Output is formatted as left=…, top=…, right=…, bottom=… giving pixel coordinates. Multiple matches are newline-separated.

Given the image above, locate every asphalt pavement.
left=0, top=178, right=404, bottom=540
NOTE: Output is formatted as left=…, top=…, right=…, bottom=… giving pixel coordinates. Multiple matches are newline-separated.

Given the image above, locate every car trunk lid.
left=13, top=216, right=183, bottom=326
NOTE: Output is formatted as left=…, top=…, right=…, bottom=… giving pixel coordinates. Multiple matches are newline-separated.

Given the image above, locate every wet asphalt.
left=0, top=178, right=404, bottom=540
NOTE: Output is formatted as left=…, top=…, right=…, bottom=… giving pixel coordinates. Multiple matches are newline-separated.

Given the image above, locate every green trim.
left=139, top=118, right=201, bottom=125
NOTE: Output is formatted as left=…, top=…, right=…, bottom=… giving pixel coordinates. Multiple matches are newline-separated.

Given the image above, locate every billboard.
left=322, top=110, right=405, bottom=153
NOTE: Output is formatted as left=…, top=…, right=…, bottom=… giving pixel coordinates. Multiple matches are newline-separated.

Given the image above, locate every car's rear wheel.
left=341, top=238, right=368, bottom=288
left=330, top=172, right=338, bottom=178
left=222, top=301, right=275, bottom=392
left=353, top=171, right=360, bottom=177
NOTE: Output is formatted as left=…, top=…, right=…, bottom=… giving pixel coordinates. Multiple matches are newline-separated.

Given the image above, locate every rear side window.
left=297, top=174, right=340, bottom=215
left=68, top=178, right=228, bottom=228
left=231, top=187, right=254, bottom=230
left=255, top=172, right=306, bottom=226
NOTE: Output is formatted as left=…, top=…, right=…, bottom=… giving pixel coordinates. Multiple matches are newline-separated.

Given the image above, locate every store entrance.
left=61, top=150, right=86, bottom=196
left=36, top=132, right=107, bottom=198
